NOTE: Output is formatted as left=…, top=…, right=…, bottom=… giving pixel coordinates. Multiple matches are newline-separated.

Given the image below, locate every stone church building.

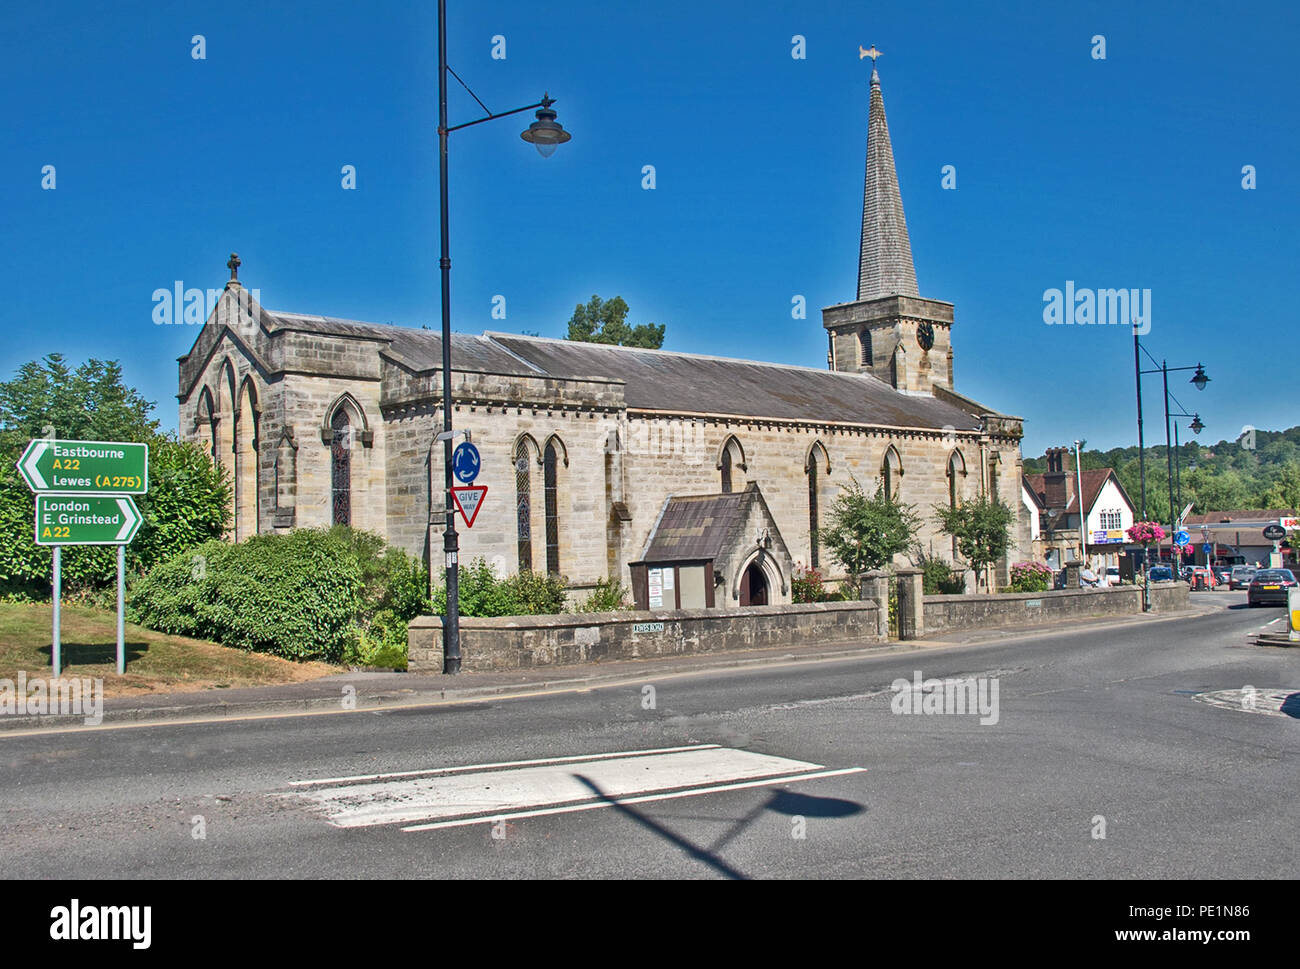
left=177, top=66, right=1031, bottom=605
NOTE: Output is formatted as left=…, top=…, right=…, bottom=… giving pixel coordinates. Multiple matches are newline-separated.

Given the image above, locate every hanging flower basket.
left=1126, top=521, right=1166, bottom=546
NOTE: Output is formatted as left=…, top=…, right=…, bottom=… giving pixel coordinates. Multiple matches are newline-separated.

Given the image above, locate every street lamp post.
left=436, top=0, right=572, bottom=673
left=1073, top=439, right=1087, bottom=568
left=1133, top=329, right=1209, bottom=576
left=1167, top=407, right=1203, bottom=564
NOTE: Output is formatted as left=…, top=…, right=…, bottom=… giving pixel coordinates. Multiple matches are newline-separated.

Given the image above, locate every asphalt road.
left=2, top=592, right=1296, bottom=879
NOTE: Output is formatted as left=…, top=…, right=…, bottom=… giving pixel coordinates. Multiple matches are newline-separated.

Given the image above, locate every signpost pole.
left=116, top=544, right=126, bottom=675
left=52, top=546, right=61, bottom=675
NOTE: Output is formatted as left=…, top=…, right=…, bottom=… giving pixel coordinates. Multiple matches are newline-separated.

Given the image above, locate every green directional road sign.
left=16, top=439, right=149, bottom=495
left=34, top=495, right=143, bottom=546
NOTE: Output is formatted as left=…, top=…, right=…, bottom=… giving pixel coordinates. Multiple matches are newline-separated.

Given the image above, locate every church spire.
left=857, top=61, right=918, bottom=301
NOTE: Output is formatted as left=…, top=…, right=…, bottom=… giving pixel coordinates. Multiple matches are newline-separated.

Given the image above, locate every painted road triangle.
left=450, top=485, right=486, bottom=528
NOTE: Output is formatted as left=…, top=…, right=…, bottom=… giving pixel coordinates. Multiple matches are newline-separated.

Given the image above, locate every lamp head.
left=521, top=94, right=571, bottom=157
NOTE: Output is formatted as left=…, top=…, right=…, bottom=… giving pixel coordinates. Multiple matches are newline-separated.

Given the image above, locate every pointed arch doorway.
left=740, top=560, right=769, bottom=606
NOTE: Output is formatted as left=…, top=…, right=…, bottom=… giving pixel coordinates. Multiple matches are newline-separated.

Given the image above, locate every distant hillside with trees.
left=1023, top=426, right=1300, bottom=516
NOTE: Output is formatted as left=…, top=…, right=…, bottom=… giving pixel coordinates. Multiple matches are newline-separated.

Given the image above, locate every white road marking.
left=401, top=767, right=867, bottom=832
left=289, top=744, right=721, bottom=787
left=292, top=746, right=852, bottom=829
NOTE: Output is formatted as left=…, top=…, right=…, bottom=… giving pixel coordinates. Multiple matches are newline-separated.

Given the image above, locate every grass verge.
left=0, top=601, right=337, bottom=698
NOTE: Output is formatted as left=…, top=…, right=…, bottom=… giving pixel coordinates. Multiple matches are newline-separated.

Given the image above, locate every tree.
left=0, top=355, right=229, bottom=597
left=821, top=475, right=921, bottom=577
left=933, top=493, right=1014, bottom=590
left=565, top=295, right=665, bottom=349
left=0, top=354, right=159, bottom=451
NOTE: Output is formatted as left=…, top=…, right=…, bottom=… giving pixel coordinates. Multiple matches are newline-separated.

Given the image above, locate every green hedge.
left=920, top=556, right=966, bottom=595
left=431, top=558, right=568, bottom=618
left=128, top=527, right=429, bottom=664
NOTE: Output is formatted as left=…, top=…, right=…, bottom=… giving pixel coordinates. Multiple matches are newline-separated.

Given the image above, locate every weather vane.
left=859, top=44, right=882, bottom=63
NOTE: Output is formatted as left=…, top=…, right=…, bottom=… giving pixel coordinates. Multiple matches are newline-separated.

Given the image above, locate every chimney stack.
left=1043, top=447, right=1070, bottom=509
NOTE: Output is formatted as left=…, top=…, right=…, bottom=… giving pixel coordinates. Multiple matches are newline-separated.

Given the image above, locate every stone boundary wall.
left=408, top=600, right=883, bottom=673
left=923, top=582, right=1189, bottom=635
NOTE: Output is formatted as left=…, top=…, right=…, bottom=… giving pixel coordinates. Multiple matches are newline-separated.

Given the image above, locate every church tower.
left=824, top=56, right=955, bottom=395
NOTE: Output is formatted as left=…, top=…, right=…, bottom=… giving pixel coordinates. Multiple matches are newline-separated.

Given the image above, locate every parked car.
left=1230, top=565, right=1258, bottom=590
left=1179, top=565, right=1193, bottom=581
left=1247, top=569, right=1297, bottom=607
left=1187, top=566, right=1217, bottom=590
left=1148, top=566, right=1174, bottom=582
left=1212, top=565, right=1232, bottom=585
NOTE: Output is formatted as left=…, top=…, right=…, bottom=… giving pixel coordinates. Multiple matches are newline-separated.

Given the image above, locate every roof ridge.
left=485, top=330, right=897, bottom=384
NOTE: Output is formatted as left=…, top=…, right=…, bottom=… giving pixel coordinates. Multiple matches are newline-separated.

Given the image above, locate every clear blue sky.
left=2, top=0, right=1295, bottom=457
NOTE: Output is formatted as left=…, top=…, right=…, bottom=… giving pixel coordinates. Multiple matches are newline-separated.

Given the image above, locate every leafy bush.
left=793, top=566, right=833, bottom=603
left=130, top=529, right=368, bottom=662
left=330, top=526, right=429, bottom=622
left=578, top=577, right=631, bottom=612
left=342, top=608, right=409, bottom=670
left=933, top=494, right=1014, bottom=590
left=507, top=569, right=569, bottom=615
left=1008, top=561, right=1052, bottom=593
left=431, top=559, right=568, bottom=618
left=822, top=475, right=921, bottom=577
left=919, top=556, right=966, bottom=595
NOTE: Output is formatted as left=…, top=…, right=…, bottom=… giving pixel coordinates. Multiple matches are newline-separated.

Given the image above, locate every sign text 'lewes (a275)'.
left=17, top=439, right=149, bottom=495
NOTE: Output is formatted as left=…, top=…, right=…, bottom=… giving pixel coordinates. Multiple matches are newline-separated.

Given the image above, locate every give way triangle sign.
left=450, top=485, right=487, bottom=528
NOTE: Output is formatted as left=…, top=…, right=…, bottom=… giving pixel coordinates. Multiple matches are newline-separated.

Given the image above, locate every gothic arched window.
left=718, top=436, right=745, bottom=494
left=807, top=458, right=820, bottom=568
left=515, top=440, right=532, bottom=572
left=881, top=445, right=902, bottom=501
left=947, top=450, right=966, bottom=509
left=330, top=408, right=351, bottom=526
left=543, top=441, right=561, bottom=575
left=948, top=450, right=966, bottom=559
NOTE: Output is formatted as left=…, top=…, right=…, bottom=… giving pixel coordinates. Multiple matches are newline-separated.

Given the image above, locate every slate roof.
left=859, top=68, right=918, bottom=301
left=487, top=334, right=983, bottom=430
left=1183, top=509, right=1297, bottom=526
left=266, top=312, right=542, bottom=376
left=1023, top=469, right=1127, bottom=515
left=1024, top=468, right=1135, bottom=532
left=260, top=310, right=988, bottom=431
left=636, top=492, right=749, bottom=563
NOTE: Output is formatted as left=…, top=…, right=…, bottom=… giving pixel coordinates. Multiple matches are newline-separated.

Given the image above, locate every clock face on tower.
left=916, top=322, right=934, bottom=351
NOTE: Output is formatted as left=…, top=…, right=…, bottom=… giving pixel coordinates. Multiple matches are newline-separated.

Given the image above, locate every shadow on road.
left=572, top=774, right=864, bottom=880
left=1281, top=693, right=1300, bottom=719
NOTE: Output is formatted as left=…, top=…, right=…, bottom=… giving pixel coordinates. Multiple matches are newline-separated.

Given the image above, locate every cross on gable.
left=227, top=252, right=241, bottom=281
